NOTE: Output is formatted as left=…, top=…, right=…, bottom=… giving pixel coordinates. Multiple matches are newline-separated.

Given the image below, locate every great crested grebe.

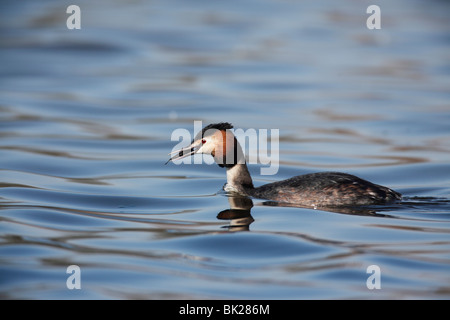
left=166, top=122, right=402, bottom=207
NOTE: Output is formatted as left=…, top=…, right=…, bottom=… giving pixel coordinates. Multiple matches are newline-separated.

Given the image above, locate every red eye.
left=201, top=139, right=206, bottom=144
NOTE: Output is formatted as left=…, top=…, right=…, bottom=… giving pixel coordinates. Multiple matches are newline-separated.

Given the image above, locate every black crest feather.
left=202, top=122, right=233, bottom=134
left=193, top=122, right=233, bottom=141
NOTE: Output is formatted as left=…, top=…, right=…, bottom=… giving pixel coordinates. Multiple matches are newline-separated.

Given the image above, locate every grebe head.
left=166, top=122, right=245, bottom=167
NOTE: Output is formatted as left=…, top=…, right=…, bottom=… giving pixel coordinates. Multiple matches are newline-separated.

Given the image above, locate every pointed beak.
left=165, top=141, right=202, bottom=164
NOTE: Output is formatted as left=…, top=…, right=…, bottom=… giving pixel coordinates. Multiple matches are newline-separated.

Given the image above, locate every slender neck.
left=213, top=131, right=254, bottom=195
left=225, top=163, right=254, bottom=195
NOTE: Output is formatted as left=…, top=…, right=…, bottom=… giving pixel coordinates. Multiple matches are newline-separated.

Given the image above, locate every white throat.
left=224, top=164, right=254, bottom=195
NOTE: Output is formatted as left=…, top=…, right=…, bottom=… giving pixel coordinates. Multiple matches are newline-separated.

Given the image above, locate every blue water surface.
left=1, top=0, right=450, bottom=299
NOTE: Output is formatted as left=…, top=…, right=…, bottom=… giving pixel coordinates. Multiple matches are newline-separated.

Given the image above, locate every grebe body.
left=167, top=123, right=401, bottom=207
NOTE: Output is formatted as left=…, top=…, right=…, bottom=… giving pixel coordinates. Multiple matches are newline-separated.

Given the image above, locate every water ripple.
left=1, top=0, right=450, bottom=300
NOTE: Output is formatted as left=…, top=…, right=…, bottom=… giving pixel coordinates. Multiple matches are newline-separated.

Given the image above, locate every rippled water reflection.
left=1, top=0, right=450, bottom=299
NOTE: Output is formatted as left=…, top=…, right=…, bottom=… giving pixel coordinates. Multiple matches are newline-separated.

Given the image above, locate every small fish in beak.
left=165, top=141, right=202, bottom=164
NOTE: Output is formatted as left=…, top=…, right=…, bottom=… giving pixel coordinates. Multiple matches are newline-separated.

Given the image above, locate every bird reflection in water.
left=217, top=195, right=254, bottom=231
left=217, top=193, right=396, bottom=232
